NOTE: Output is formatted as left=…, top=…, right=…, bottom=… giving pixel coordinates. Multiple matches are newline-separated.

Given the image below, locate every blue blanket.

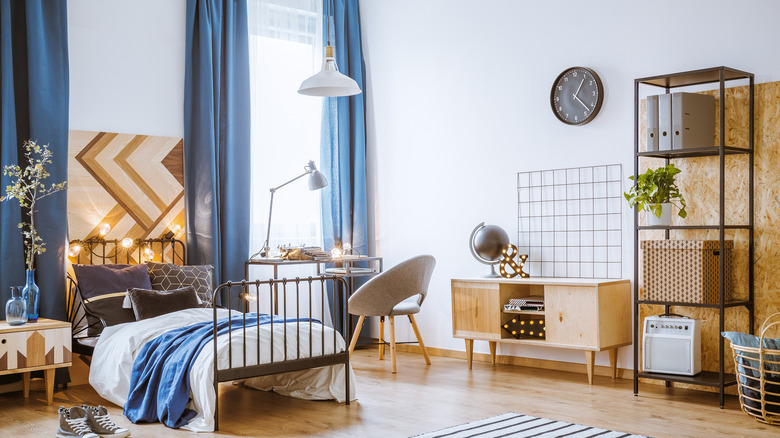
left=123, top=313, right=310, bottom=428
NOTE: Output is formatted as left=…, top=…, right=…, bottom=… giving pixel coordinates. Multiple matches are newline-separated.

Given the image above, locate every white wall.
left=67, top=0, right=780, bottom=371
left=360, top=0, right=780, bottom=369
left=68, top=0, right=186, bottom=137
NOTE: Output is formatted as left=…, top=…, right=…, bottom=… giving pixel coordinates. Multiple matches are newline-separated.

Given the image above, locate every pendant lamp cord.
left=325, top=0, right=330, bottom=47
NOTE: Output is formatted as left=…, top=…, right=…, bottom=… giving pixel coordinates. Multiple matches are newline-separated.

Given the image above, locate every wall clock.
left=550, top=67, right=604, bottom=126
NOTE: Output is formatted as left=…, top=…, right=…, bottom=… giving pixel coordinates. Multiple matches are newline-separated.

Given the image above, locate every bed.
left=66, top=238, right=355, bottom=431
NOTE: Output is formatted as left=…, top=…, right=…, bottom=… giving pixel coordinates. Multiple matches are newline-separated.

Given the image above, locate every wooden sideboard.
left=0, top=319, right=72, bottom=404
left=451, top=277, right=631, bottom=384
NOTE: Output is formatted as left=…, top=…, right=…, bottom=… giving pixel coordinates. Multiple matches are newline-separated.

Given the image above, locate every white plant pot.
left=647, top=203, right=672, bottom=226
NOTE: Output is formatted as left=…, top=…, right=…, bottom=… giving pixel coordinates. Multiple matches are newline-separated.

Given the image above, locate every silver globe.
left=469, top=223, right=510, bottom=277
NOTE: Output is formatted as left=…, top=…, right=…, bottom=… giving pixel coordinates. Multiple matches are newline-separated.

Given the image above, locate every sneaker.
left=81, top=405, right=131, bottom=438
left=56, top=406, right=99, bottom=438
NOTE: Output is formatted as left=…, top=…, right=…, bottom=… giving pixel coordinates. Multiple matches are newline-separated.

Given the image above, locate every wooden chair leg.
left=389, top=315, right=397, bottom=373
left=348, top=315, right=365, bottom=357
left=408, top=314, right=431, bottom=365
left=379, top=316, right=384, bottom=360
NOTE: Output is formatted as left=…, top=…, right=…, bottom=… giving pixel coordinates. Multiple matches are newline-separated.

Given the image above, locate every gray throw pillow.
left=147, top=261, right=214, bottom=305
left=72, top=263, right=152, bottom=336
left=127, top=286, right=200, bottom=320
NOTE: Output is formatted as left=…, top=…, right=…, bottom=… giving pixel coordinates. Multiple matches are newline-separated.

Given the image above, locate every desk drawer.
left=0, top=327, right=71, bottom=372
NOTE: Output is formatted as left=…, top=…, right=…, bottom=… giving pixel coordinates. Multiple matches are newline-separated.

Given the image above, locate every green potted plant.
left=624, top=163, right=687, bottom=226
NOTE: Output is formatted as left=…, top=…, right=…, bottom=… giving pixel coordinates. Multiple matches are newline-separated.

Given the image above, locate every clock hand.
left=574, top=78, right=585, bottom=97
left=573, top=94, right=590, bottom=111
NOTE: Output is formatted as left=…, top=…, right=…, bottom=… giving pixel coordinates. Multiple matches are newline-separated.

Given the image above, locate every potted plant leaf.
left=624, top=163, right=687, bottom=226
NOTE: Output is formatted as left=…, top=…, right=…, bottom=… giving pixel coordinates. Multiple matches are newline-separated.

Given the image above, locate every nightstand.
left=0, top=318, right=72, bottom=405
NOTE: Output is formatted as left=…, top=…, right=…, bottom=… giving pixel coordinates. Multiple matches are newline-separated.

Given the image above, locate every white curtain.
left=247, top=0, right=330, bottom=325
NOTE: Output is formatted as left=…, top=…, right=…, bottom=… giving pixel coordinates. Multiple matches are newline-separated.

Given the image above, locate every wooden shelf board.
left=638, top=146, right=751, bottom=158
left=452, top=277, right=629, bottom=287
left=638, top=299, right=751, bottom=309
left=636, top=66, right=753, bottom=88
left=503, top=310, right=545, bottom=315
left=638, top=370, right=738, bottom=387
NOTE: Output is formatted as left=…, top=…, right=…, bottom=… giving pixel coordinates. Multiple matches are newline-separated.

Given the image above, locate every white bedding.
left=89, top=308, right=356, bottom=432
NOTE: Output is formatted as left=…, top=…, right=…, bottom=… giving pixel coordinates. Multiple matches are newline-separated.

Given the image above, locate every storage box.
left=641, top=240, right=733, bottom=303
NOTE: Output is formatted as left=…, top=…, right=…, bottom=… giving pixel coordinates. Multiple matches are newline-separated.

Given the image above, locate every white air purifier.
left=642, top=315, right=701, bottom=376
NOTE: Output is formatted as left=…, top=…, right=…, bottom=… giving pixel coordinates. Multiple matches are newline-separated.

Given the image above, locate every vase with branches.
left=1, top=140, right=67, bottom=320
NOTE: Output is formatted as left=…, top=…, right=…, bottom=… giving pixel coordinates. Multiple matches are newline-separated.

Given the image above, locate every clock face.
left=550, top=67, right=604, bottom=125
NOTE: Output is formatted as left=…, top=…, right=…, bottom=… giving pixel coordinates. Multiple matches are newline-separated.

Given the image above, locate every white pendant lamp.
left=298, top=46, right=361, bottom=97
left=298, top=1, right=361, bottom=97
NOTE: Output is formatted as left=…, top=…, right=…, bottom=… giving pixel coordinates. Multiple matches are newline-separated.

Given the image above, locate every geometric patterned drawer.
left=0, top=320, right=71, bottom=373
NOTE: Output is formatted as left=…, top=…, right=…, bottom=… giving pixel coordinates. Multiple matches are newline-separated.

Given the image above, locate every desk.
left=245, top=256, right=383, bottom=338
left=0, top=319, right=72, bottom=405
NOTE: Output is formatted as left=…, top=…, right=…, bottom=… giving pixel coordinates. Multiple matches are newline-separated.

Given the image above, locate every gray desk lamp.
left=251, top=160, right=328, bottom=259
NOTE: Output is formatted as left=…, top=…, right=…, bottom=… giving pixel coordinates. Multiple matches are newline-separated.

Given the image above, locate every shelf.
left=638, top=299, right=752, bottom=309
left=638, top=370, right=738, bottom=388
left=638, top=146, right=752, bottom=159
left=638, top=225, right=751, bottom=231
left=636, top=66, right=753, bottom=89
left=503, top=310, right=545, bottom=315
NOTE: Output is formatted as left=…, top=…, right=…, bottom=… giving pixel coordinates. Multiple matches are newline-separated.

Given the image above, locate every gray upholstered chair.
left=347, top=255, right=435, bottom=373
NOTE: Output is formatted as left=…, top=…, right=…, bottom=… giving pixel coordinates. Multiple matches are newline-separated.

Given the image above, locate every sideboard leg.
left=465, top=339, right=474, bottom=370
left=489, top=341, right=497, bottom=365
left=585, top=351, right=595, bottom=385
left=609, top=348, right=618, bottom=379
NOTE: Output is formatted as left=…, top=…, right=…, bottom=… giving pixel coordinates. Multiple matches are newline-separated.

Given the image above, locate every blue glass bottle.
left=5, top=286, right=27, bottom=325
left=22, top=270, right=39, bottom=322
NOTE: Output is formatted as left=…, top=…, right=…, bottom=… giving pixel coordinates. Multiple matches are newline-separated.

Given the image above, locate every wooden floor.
left=0, top=348, right=777, bottom=437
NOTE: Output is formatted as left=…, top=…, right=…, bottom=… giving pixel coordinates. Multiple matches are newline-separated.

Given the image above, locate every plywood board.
left=638, top=81, right=780, bottom=393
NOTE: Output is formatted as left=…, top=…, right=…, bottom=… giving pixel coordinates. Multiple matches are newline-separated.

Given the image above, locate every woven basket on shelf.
left=726, top=312, right=780, bottom=425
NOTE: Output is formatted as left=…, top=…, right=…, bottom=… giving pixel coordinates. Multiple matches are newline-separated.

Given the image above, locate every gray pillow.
left=147, top=262, right=214, bottom=305
left=72, top=263, right=152, bottom=336
left=127, top=286, right=200, bottom=320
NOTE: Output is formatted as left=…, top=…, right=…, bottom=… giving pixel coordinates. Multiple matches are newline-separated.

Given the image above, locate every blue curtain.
left=183, top=0, right=251, bottom=291
left=0, top=0, right=69, bottom=321
left=320, top=0, right=367, bottom=337
left=320, top=0, right=368, bottom=263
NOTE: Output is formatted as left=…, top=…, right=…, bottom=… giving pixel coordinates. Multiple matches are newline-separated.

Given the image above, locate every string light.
left=99, top=223, right=111, bottom=236
left=170, top=224, right=182, bottom=234
left=121, top=238, right=133, bottom=248
left=68, top=244, right=81, bottom=258
left=330, top=247, right=343, bottom=258
left=143, top=247, right=154, bottom=259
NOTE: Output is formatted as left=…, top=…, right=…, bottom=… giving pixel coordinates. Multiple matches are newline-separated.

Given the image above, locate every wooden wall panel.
left=637, top=81, right=780, bottom=392
left=67, top=130, right=185, bottom=246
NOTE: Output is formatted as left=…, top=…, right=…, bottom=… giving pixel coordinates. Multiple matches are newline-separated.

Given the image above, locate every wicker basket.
left=727, top=313, right=780, bottom=425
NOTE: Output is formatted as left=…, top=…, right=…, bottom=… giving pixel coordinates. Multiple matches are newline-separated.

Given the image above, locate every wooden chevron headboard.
left=67, top=130, right=185, bottom=243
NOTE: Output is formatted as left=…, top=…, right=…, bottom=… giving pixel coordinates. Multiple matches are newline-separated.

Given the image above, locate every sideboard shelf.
left=451, top=277, right=631, bottom=385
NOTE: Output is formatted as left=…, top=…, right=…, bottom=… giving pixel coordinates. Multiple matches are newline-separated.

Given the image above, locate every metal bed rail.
left=210, top=275, right=350, bottom=430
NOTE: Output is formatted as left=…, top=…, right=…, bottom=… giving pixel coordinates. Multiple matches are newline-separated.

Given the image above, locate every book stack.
left=504, top=296, right=545, bottom=312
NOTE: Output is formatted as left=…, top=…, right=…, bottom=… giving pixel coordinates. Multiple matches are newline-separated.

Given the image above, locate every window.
left=247, top=0, right=330, bottom=324
left=248, top=0, right=323, bottom=256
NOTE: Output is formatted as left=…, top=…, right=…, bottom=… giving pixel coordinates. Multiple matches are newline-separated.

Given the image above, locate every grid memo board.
left=517, top=164, right=623, bottom=279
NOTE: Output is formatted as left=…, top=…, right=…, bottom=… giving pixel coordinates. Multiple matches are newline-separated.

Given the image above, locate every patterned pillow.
left=146, top=261, right=214, bottom=305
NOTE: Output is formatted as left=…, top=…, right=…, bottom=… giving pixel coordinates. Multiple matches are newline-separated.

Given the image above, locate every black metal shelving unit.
left=632, top=66, right=755, bottom=408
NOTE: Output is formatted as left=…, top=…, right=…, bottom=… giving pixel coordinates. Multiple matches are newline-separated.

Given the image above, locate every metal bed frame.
left=66, top=238, right=187, bottom=360
left=210, top=276, right=350, bottom=430
left=65, top=238, right=351, bottom=430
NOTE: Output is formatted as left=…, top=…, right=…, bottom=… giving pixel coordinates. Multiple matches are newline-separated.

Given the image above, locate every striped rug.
left=413, top=412, right=649, bottom=438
